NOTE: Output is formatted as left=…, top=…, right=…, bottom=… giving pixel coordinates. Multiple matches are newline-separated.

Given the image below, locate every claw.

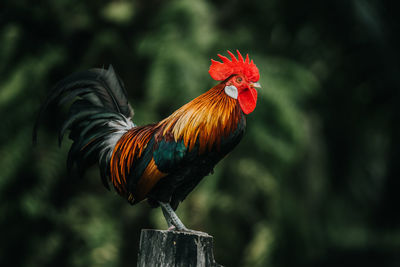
left=167, top=225, right=176, bottom=231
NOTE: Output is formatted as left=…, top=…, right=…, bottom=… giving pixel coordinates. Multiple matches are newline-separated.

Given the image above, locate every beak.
left=251, top=82, right=261, bottom=88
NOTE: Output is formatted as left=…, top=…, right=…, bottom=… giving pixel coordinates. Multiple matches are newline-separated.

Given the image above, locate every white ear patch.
left=224, top=85, right=238, bottom=99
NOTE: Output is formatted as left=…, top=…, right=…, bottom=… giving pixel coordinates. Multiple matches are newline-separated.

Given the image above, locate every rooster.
left=33, top=50, right=260, bottom=231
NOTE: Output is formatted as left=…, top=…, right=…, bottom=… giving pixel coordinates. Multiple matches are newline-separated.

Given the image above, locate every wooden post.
left=137, top=229, right=223, bottom=267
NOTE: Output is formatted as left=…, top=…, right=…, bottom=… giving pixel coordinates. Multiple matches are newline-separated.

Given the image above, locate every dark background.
left=0, top=0, right=399, bottom=266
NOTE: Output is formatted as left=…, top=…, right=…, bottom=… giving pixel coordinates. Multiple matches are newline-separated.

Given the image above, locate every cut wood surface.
left=137, top=229, right=222, bottom=267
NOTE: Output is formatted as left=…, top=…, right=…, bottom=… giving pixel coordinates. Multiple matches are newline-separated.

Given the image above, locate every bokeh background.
left=1, top=0, right=399, bottom=266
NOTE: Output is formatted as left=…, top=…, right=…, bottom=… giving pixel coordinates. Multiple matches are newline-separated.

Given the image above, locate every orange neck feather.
left=159, top=84, right=242, bottom=153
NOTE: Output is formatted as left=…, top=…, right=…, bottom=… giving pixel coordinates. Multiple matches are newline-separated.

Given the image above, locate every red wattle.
left=238, top=87, right=257, bottom=114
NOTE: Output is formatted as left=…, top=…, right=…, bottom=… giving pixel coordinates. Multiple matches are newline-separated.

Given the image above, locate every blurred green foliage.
left=0, top=0, right=399, bottom=266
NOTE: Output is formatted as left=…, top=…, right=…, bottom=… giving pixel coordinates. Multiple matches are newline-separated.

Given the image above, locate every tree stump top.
left=137, top=229, right=222, bottom=267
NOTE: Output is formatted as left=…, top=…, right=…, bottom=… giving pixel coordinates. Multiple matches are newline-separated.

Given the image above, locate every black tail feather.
left=33, top=65, right=135, bottom=190
left=33, top=65, right=133, bottom=143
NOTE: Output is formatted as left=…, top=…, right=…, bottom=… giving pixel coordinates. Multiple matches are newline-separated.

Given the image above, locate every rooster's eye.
left=236, top=77, right=243, bottom=83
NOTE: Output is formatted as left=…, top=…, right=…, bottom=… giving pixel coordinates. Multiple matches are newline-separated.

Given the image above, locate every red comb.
left=209, top=50, right=259, bottom=82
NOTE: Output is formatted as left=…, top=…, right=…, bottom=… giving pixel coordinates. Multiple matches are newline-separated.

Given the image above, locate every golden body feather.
left=109, top=84, right=242, bottom=202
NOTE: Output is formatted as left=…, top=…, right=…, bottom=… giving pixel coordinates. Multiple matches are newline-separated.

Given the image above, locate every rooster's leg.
left=161, top=206, right=173, bottom=229
left=159, top=202, right=188, bottom=231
